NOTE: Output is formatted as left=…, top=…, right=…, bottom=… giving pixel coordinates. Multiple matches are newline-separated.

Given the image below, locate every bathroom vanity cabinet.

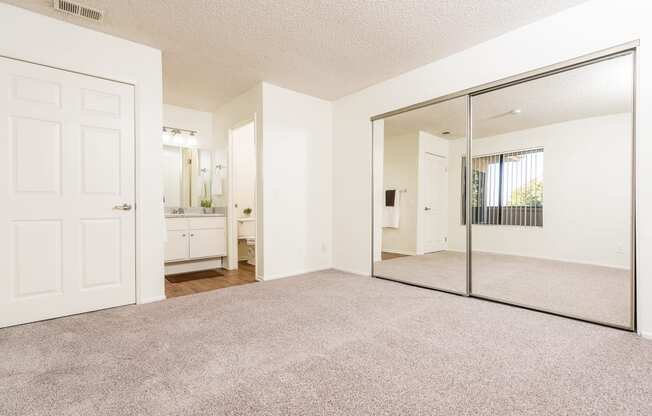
left=164, top=216, right=227, bottom=274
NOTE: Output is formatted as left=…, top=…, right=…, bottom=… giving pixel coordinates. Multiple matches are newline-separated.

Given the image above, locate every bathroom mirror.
left=163, top=145, right=216, bottom=208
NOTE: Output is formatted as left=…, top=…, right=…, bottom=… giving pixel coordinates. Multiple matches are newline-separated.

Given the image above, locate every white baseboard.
left=382, top=248, right=417, bottom=256
left=409, top=248, right=629, bottom=270
left=639, top=330, right=652, bottom=340
left=165, top=258, right=223, bottom=275
left=259, top=265, right=332, bottom=281
left=332, top=267, right=371, bottom=277
left=139, top=294, right=166, bottom=304
left=470, top=249, right=629, bottom=270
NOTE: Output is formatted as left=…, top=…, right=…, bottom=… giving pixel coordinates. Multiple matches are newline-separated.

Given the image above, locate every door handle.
left=424, top=206, right=431, bottom=211
left=113, top=203, right=132, bottom=211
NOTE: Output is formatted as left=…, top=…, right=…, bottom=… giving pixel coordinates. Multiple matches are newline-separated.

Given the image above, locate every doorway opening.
left=228, top=120, right=258, bottom=278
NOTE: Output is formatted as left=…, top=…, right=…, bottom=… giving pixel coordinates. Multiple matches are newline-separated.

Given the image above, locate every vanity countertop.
left=165, top=213, right=226, bottom=218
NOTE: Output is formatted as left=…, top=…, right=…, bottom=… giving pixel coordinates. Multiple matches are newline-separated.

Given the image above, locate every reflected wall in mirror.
left=470, top=53, right=634, bottom=328
left=373, top=96, right=468, bottom=293
left=163, top=145, right=215, bottom=208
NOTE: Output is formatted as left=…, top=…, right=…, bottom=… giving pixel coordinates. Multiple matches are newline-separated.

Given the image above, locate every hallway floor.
left=165, top=261, right=256, bottom=298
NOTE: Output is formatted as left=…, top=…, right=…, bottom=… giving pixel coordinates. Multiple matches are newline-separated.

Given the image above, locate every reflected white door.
left=0, top=57, right=135, bottom=328
left=423, top=153, right=447, bottom=253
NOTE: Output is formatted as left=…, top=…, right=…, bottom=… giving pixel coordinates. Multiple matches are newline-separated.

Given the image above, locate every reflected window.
left=462, top=148, right=543, bottom=226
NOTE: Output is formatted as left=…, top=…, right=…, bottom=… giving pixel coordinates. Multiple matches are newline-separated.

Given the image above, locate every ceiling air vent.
left=53, top=0, right=104, bottom=22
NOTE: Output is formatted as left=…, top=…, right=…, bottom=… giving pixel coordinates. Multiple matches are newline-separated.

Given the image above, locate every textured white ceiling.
left=383, top=53, right=633, bottom=139
left=4, top=0, right=587, bottom=110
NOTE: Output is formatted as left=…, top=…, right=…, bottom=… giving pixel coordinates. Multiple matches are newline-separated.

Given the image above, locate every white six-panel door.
left=0, top=57, right=135, bottom=328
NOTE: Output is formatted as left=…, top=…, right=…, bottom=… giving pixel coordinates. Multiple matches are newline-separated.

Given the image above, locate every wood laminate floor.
left=165, top=261, right=256, bottom=298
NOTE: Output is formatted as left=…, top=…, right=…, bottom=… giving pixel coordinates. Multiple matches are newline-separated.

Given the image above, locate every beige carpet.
left=1, top=270, right=650, bottom=415
left=374, top=251, right=631, bottom=327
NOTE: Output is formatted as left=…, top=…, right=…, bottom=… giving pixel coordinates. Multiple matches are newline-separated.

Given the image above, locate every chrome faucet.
left=172, top=207, right=185, bottom=215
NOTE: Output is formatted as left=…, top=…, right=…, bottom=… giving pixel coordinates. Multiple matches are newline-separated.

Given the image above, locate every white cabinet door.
left=0, top=57, right=136, bottom=328
left=189, top=229, right=226, bottom=259
left=165, top=231, right=190, bottom=262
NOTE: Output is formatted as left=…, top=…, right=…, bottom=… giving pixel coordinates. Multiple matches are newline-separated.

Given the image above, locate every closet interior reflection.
left=372, top=49, right=635, bottom=330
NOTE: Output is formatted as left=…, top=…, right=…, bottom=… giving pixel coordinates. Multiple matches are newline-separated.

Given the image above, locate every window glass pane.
left=462, top=148, right=543, bottom=227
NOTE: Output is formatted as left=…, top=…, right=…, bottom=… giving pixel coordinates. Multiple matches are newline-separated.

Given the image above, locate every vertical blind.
left=462, top=148, right=543, bottom=226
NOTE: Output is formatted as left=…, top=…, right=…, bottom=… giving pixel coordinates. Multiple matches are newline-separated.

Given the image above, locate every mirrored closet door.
left=469, top=52, right=635, bottom=328
left=371, top=47, right=636, bottom=331
left=372, top=96, right=468, bottom=294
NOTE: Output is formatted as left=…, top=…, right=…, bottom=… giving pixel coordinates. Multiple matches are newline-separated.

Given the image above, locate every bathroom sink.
left=165, top=207, right=226, bottom=218
left=165, top=212, right=226, bottom=218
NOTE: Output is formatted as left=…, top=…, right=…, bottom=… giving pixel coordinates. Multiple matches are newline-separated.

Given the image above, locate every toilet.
left=237, top=218, right=256, bottom=266
left=244, top=237, right=256, bottom=266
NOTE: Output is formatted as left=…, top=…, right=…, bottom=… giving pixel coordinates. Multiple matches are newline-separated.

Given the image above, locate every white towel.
left=211, top=169, right=223, bottom=195
left=383, top=189, right=400, bottom=228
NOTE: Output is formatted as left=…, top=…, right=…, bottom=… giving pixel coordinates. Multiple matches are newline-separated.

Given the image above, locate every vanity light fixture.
left=162, top=129, right=171, bottom=143
left=186, top=131, right=198, bottom=146
left=162, top=126, right=200, bottom=147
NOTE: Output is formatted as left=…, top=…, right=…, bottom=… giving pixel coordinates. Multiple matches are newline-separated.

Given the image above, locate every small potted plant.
left=243, top=207, right=252, bottom=216
left=201, top=183, right=213, bottom=213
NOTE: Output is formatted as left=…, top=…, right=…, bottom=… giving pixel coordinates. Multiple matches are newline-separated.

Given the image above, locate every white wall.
left=382, top=133, right=419, bottom=254
left=163, top=104, right=215, bottom=149
left=380, top=130, right=451, bottom=255
left=332, top=0, right=652, bottom=336
left=261, top=83, right=333, bottom=279
left=213, top=82, right=333, bottom=280
left=444, top=114, right=631, bottom=269
left=0, top=3, right=165, bottom=303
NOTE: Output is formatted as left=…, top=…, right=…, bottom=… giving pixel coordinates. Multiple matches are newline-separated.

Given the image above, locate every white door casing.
left=423, top=152, right=448, bottom=253
left=0, top=57, right=136, bottom=328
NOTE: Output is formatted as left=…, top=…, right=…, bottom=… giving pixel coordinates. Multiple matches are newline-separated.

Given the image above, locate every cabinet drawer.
left=189, top=217, right=225, bottom=230
left=166, top=218, right=189, bottom=231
